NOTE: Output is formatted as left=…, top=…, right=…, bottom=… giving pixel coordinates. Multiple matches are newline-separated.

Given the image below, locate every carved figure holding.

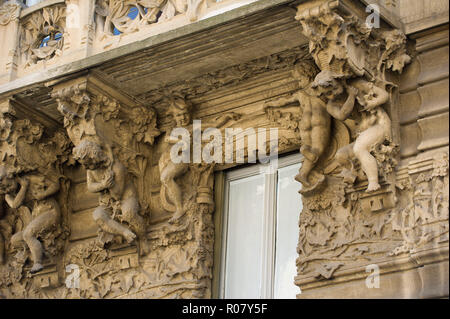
left=332, top=78, right=391, bottom=192
left=73, top=140, right=145, bottom=244
left=160, top=96, right=239, bottom=223
left=264, top=63, right=343, bottom=193
left=159, top=97, right=191, bottom=224
left=0, top=166, right=61, bottom=274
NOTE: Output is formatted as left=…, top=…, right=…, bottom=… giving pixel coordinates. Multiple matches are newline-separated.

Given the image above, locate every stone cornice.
left=0, top=0, right=300, bottom=97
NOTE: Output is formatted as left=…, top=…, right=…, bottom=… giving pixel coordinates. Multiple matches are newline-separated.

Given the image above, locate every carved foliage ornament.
left=0, top=111, right=71, bottom=173
left=391, top=153, right=449, bottom=256
left=53, top=79, right=160, bottom=246
left=52, top=81, right=160, bottom=151
left=95, top=0, right=215, bottom=36
left=295, top=0, right=410, bottom=80
left=143, top=44, right=310, bottom=104
left=19, top=4, right=66, bottom=66
left=0, top=0, right=22, bottom=26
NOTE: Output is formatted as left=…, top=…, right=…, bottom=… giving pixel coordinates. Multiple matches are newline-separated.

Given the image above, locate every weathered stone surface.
left=0, top=0, right=447, bottom=299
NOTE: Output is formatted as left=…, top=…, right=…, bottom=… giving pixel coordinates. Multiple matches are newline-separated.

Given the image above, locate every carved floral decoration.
left=95, top=0, right=215, bottom=37
left=0, top=0, right=22, bottom=26
left=19, top=4, right=66, bottom=66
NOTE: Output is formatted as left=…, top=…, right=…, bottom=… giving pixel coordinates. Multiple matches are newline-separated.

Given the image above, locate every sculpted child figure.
left=159, top=97, right=191, bottom=224
left=0, top=165, right=61, bottom=274
left=264, top=64, right=358, bottom=193
left=160, top=96, right=239, bottom=223
left=73, top=140, right=145, bottom=244
left=0, top=166, right=19, bottom=265
left=264, top=62, right=329, bottom=190
left=0, top=166, right=15, bottom=265
left=332, top=78, right=391, bottom=192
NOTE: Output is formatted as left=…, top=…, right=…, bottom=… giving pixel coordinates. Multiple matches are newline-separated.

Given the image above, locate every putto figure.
left=159, top=96, right=239, bottom=223
left=332, top=78, right=391, bottom=192
left=265, top=62, right=328, bottom=191
left=264, top=64, right=357, bottom=193
left=0, top=166, right=61, bottom=274
left=159, top=97, right=191, bottom=224
left=73, top=140, right=145, bottom=244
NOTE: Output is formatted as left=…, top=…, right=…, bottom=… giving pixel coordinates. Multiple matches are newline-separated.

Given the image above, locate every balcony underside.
left=1, top=0, right=309, bottom=129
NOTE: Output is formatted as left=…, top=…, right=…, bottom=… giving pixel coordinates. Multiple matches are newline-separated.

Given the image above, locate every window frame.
left=213, top=152, right=302, bottom=299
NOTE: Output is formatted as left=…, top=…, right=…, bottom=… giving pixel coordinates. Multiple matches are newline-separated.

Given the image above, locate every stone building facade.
left=0, top=0, right=447, bottom=298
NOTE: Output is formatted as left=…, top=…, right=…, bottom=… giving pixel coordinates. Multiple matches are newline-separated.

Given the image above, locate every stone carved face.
left=169, top=98, right=191, bottom=127
left=72, top=140, right=109, bottom=170
left=312, top=70, right=344, bottom=99
left=351, top=80, right=377, bottom=109
left=173, top=109, right=191, bottom=127
left=28, top=175, right=47, bottom=199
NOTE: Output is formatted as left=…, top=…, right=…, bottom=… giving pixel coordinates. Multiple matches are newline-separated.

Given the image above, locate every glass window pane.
left=224, top=174, right=265, bottom=298
left=274, top=163, right=302, bottom=298
left=26, top=0, right=42, bottom=6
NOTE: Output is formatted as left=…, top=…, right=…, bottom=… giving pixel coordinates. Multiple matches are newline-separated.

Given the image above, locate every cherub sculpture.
left=264, top=64, right=358, bottom=193
left=73, top=140, right=145, bottom=244
left=332, top=78, right=391, bottom=192
left=159, top=96, right=240, bottom=223
left=0, top=165, right=61, bottom=274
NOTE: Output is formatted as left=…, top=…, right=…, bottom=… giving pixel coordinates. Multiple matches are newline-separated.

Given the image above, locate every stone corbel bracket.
left=295, top=0, right=411, bottom=80
left=51, top=73, right=160, bottom=150
left=294, top=0, right=416, bottom=298
left=0, top=97, right=70, bottom=173
left=294, top=0, right=411, bottom=198
left=50, top=73, right=160, bottom=204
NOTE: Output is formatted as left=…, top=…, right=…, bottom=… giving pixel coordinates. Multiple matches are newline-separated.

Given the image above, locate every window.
left=23, top=0, right=43, bottom=6
left=216, top=153, right=302, bottom=299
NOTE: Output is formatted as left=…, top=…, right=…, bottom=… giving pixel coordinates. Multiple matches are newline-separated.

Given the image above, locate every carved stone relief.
left=0, top=0, right=22, bottom=26
left=0, top=100, right=71, bottom=295
left=0, top=0, right=445, bottom=299
left=52, top=76, right=160, bottom=248
left=95, top=0, right=215, bottom=38
left=142, top=44, right=310, bottom=104
left=18, top=3, right=66, bottom=67
left=289, top=0, right=426, bottom=290
left=47, top=76, right=217, bottom=298
left=390, top=152, right=449, bottom=256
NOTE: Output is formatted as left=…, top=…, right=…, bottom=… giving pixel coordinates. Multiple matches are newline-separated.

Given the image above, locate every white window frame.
left=218, top=152, right=302, bottom=299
